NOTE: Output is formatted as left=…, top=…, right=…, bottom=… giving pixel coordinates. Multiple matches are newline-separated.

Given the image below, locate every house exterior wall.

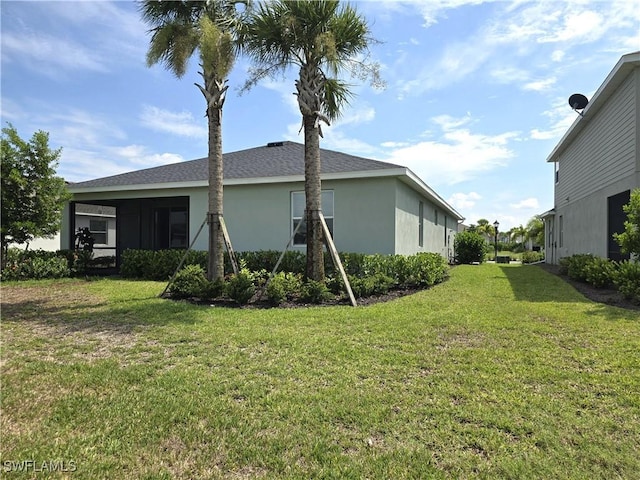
left=67, top=176, right=460, bottom=258
left=552, top=177, right=637, bottom=260
left=223, top=177, right=398, bottom=254
left=394, top=180, right=457, bottom=259
left=555, top=69, right=637, bottom=206
left=547, top=66, right=639, bottom=263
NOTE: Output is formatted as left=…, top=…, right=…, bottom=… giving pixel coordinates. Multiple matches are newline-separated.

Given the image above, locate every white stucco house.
left=542, top=51, right=640, bottom=264
left=62, top=141, right=464, bottom=267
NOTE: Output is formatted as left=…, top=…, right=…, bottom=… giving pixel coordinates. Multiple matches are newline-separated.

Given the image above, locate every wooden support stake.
left=319, top=212, right=357, bottom=307
left=220, top=216, right=238, bottom=275
left=160, top=215, right=207, bottom=297
left=254, top=217, right=303, bottom=302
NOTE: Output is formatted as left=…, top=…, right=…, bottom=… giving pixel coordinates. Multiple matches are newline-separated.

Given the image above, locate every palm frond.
left=323, top=78, right=354, bottom=121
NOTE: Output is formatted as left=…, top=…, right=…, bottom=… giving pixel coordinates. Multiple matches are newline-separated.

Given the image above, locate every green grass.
left=1, top=265, right=638, bottom=479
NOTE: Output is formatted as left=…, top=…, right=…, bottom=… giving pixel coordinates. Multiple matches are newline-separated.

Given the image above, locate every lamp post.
left=493, top=220, right=499, bottom=262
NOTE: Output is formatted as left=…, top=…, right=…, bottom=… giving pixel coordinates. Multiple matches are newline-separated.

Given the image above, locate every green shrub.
left=558, top=257, right=570, bottom=275
left=120, top=249, right=207, bottom=280
left=120, top=249, right=153, bottom=278
left=566, top=254, right=597, bottom=282
left=265, top=272, right=302, bottom=306
left=348, top=273, right=395, bottom=298
left=521, top=251, right=544, bottom=264
left=584, top=257, right=616, bottom=288
left=454, top=231, right=487, bottom=264
left=326, top=275, right=345, bottom=295
left=232, top=250, right=306, bottom=276
left=612, top=261, right=640, bottom=303
left=300, top=280, right=332, bottom=304
left=407, top=253, right=449, bottom=287
left=169, top=265, right=210, bottom=299
left=226, top=264, right=256, bottom=306
left=1, top=249, right=70, bottom=281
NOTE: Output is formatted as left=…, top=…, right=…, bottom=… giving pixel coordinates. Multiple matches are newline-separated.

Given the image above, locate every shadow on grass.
left=498, top=264, right=640, bottom=320
left=1, top=285, right=206, bottom=335
left=497, top=263, right=595, bottom=305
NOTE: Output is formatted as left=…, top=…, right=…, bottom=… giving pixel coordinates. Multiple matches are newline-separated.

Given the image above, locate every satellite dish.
left=568, top=93, right=589, bottom=116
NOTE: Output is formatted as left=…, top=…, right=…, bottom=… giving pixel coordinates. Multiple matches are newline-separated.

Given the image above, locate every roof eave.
left=68, top=168, right=410, bottom=194
left=401, top=168, right=465, bottom=221
left=546, top=51, right=640, bottom=163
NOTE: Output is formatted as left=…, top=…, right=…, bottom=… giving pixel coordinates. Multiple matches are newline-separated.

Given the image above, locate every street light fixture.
left=493, top=220, right=499, bottom=262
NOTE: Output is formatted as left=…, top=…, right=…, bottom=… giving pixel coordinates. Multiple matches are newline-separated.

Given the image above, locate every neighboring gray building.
left=63, top=141, right=464, bottom=265
left=543, top=51, right=640, bottom=264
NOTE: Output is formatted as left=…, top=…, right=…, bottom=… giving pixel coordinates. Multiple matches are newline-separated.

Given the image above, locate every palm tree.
left=525, top=215, right=544, bottom=247
left=476, top=219, right=495, bottom=242
left=139, top=0, right=249, bottom=281
left=242, top=0, right=381, bottom=282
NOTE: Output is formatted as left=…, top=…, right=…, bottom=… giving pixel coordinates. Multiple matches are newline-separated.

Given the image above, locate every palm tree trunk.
left=207, top=106, right=224, bottom=282
left=296, top=64, right=325, bottom=282
left=303, top=114, right=324, bottom=282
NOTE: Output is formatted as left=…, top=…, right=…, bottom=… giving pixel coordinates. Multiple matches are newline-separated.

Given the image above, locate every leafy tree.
left=243, top=0, right=381, bottom=281
left=614, top=188, right=640, bottom=257
left=454, top=231, right=487, bottom=264
left=1, top=124, right=70, bottom=264
left=140, top=0, right=250, bottom=281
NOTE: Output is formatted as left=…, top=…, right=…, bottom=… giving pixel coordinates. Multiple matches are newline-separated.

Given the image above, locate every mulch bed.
left=536, top=263, right=640, bottom=312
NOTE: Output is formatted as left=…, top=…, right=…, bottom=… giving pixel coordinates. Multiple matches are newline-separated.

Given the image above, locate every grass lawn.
left=1, top=264, right=639, bottom=479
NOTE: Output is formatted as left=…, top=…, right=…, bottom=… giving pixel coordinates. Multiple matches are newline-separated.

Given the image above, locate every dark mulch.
left=536, top=263, right=640, bottom=312
left=182, top=285, right=425, bottom=309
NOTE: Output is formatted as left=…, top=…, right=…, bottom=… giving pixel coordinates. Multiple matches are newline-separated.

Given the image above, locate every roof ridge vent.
left=267, top=141, right=284, bottom=147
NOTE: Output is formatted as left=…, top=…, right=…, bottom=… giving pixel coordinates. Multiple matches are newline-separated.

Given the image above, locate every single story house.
left=543, top=51, right=640, bottom=264
left=63, top=141, right=464, bottom=266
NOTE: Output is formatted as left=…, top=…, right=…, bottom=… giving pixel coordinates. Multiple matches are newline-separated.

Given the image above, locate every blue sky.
left=2, top=0, right=639, bottom=231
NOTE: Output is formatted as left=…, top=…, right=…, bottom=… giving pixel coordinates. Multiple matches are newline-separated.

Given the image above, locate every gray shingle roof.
left=69, top=141, right=403, bottom=189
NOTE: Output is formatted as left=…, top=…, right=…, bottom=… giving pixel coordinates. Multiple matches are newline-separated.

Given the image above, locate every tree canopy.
left=614, top=189, right=640, bottom=258
left=1, top=123, right=70, bottom=256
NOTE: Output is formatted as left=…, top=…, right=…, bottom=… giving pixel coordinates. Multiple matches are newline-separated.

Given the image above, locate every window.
left=444, top=215, right=448, bottom=245
left=555, top=162, right=559, bottom=183
left=292, top=191, right=334, bottom=246
left=559, top=215, right=563, bottom=248
left=89, top=219, right=107, bottom=245
left=418, top=201, right=424, bottom=247
left=155, top=207, right=188, bottom=249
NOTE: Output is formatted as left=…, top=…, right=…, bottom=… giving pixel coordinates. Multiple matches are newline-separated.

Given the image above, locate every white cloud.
left=538, top=10, right=604, bottom=44
left=448, top=192, right=482, bottom=210
left=510, top=197, right=540, bottom=210
left=334, top=105, right=376, bottom=127
left=529, top=99, right=580, bottom=141
left=382, top=115, right=518, bottom=186
left=1, top=1, right=146, bottom=78
left=393, top=0, right=640, bottom=99
left=523, top=77, right=557, bottom=92
left=140, top=106, right=207, bottom=138
left=1, top=32, right=109, bottom=76
left=42, top=109, right=127, bottom=147
left=110, top=144, right=185, bottom=168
